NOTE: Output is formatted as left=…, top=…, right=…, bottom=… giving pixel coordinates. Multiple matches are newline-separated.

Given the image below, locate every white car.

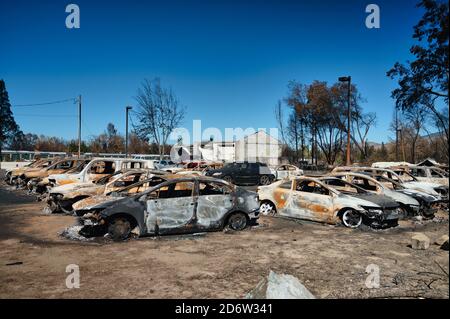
left=272, top=164, right=304, bottom=180
left=47, top=158, right=149, bottom=186
left=329, top=172, right=427, bottom=217
left=393, top=166, right=449, bottom=186
left=331, top=166, right=448, bottom=201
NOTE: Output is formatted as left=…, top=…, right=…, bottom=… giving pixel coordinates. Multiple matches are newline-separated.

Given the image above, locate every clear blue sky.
left=1, top=0, right=423, bottom=143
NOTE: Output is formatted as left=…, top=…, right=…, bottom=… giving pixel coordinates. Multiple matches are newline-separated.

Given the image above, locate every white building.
left=192, top=130, right=282, bottom=166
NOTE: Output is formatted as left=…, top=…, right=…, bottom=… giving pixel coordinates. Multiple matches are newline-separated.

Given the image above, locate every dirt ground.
left=0, top=179, right=448, bottom=299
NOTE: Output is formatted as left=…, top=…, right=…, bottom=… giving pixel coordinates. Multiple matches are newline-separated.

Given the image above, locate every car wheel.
left=260, top=201, right=276, bottom=216
left=44, top=200, right=59, bottom=214
left=259, top=175, right=271, bottom=185
left=108, top=216, right=132, bottom=241
left=341, top=209, right=363, bottom=229
left=223, top=175, right=233, bottom=184
left=60, top=203, right=74, bottom=215
left=227, top=212, right=248, bottom=231
left=397, top=206, right=408, bottom=219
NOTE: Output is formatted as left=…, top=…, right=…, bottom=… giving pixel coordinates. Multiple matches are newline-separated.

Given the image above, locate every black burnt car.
left=205, top=162, right=275, bottom=186
left=79, top=176, right=260, bottom=240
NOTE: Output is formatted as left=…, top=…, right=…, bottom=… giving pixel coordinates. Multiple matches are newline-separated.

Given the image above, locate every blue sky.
left=1, top=0, right=423, bottom=143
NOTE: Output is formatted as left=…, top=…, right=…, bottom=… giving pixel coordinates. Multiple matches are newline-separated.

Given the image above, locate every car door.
left=87, top=160, right=116, bottom=182
left=104, top=172, right=144, bottom=193
left=288, top=180, right=335, bottom=223
left=271, top=180, right=294, bottom=213
left=234, top=163, right=248, bottom=184
left=196, top=181, right=234, bottom=228
left=276, top=166, right=288, bottom=180
left=248, top=163, right=261, bottom=184
left=429, top=168, right=448, bottom=185
left=145, top=181, right=196, bottom=234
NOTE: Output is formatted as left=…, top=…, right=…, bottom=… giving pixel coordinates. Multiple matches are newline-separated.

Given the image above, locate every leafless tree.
left=401, top=105, right=428, bottom=163
left=134, top=78, right=185, bottom=159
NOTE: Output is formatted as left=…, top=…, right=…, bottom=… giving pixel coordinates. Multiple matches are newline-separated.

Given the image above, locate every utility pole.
left=78, top=95, right=81, bottom=158
left=400, top=128, right=406, bottom=162
left=395, top=108, right=399, bottom=161
left=125, top=106, right=132, bottom=158
left=339, top=76, right=352, bottom=166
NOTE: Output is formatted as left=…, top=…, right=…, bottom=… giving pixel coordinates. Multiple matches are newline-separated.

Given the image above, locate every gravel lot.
left=0, top=177, right=448, bottom=299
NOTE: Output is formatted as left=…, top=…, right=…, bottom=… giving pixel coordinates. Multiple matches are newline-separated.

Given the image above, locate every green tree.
left=387, top=0, right=448, bottom=159
left=0, top=80, right=22, bottom=162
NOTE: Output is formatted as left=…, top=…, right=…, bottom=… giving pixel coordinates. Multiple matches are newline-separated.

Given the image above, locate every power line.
left=14, top=114, right=77, bottom=118
left=12, top=98, right=78, bottom=107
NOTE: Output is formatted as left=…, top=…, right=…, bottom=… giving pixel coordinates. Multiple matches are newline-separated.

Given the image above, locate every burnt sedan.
left=79, top=176, right=260, bottom=240
left=258, top=177, right=401, bottom=229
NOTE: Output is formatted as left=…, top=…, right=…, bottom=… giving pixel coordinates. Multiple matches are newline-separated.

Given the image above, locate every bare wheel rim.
left=109, top=218, right=131, bottom=240
left=228, top=213, right=247, bottom=230
left=260, top=202, right=276, bottom=216
left=60, top=204, right=74, bottom=214
left=342, top=210, right=363, bottom=228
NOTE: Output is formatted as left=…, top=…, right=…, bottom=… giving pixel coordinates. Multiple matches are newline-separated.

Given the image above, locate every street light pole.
left=125, top=106, right=132, bottom=158
left=339, top=76, right=352, bottom=166
left=78, top=95, right=82, bottom=158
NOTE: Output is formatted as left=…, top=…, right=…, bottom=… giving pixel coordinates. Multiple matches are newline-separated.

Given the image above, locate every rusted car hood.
left=12, top=167, right=41, bottom=176
left=49, top=182, right=99, bottom=195
left=73, top=194, right=123, bottom=211
left=48, top=173, right=80, bottom=184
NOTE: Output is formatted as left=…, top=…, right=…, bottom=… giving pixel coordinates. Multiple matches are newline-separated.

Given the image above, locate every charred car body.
left=258, top=177, right=401, bottom=229
left=73, top=173, right=178, bottom=216
left=47, top=157, right=149, bottom=187
left=328, top=172, right=434, bottom=217
left=393, top=165, right=449, bottom=186
left=271, top=164, right=303, bottom=180
left=331, top=166, right=449, bottom=202
left=46, top=169, right=166, bottom=214
left=78, top=176, right=260, bottom=240
left=24, top=158, right=89, bottom=192
left=7, top=158, right=60, bottom=186
left=369, top=174, right=444, bottom=215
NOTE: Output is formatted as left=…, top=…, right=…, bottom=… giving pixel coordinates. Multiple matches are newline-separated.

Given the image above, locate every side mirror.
left=138, top=195, right=147, bottom=202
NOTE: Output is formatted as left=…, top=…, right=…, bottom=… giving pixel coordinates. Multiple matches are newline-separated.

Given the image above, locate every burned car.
left=271, top=164, right=303, bottom=180
left=46, top=169, right=165, bottom=214
left=329, top=172, right=435, bottom=217
left=7, top=158, right=60, bottom=186
left=47, top=157, right=149, bottom=186
left=78, top=176, right=260, bottom=240
left=332, top=166, right=449, bottom=201
left=29, top=159, right=91, bottom=198
left=370, top=174, right=444, bottom=215
left=392, top=166, right=449, bottom=186
left=24, top=158, right=89, bottom=192
left=258, top=177, right=401, bottom=229
left=73, top=174, right=179, bottom=216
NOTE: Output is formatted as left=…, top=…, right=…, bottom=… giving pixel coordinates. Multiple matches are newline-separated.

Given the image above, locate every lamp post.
left=338, top=76, right=351, bottom=166
left=125, top=106, right=132, bottom=158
